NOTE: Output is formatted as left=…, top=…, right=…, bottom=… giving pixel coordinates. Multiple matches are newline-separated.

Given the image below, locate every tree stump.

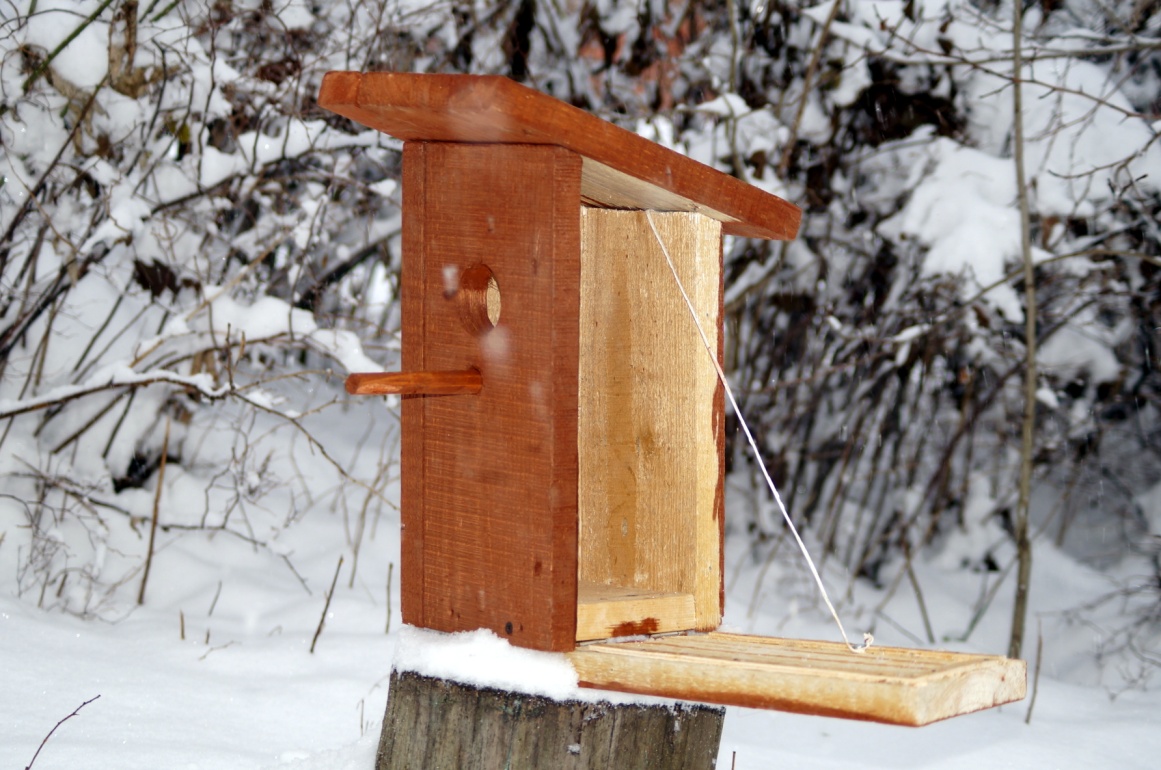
left=376, top=670, right=725, bottom=770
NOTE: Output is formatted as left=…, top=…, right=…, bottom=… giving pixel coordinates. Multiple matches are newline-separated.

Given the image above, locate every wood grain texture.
left=317, top=72, right=801, bottom=240
left=377, top=670, right=724, bottom=770
left=399, top=143, right=427, bottom=629
left=578, top=210, right=722, bottom=636
left=399, top=142, right=580, bottom=651
left=346, top=370, right=482, bottom=396
left=576, top=582, right=697, bottom=641
left=568, top=632, right=1027, bottom=726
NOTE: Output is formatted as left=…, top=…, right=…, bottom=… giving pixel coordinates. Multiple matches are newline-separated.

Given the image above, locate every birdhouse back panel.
left=576, top=209, right=724, bottom=640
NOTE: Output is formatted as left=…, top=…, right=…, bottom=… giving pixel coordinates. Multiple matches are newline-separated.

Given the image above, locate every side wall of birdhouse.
left=399, top=141, right=581, bottom=652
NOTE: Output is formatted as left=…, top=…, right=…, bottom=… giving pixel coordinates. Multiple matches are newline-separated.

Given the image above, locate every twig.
left=311, top=555, right=344, bottom=654
left=198, top=640, right=237, bottom=661
left=1009, top=0, right=1037, bottom=662
left=51, top=392, right=127, bottom=455
left=281, top=554, right=312, bottom=596
left=137, top=416, right=170, bottom=605
left=348, top=456, right=393, bottom=589
left=25, top=694, right=101, bottom=770
left=207, top=580, right=222, bottom=617
left=0, top=371, right=227, bottom=421
left=234, top=392, right=395, bottom=512
left=778, top=0, right=842, bottom=177
left=948, top=557, right=1017, bottom=643
left=875, top=609, right=926, bottom=646
left=903, top=542, right=936, bottom=644
left=385, top=562, right=393, bottom=634
left=1025, top=619, right=1043, bottom=724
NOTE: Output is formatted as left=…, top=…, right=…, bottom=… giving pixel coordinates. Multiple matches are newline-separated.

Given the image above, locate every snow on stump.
left=376, top=669, right=724, bottom=770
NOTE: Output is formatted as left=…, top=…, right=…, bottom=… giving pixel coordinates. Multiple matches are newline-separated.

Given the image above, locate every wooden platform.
left=567, top=632, right=1026, bottom=726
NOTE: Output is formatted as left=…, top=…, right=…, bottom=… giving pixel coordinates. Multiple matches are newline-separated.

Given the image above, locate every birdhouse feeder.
left=320, top=73, right=1025, bottom=726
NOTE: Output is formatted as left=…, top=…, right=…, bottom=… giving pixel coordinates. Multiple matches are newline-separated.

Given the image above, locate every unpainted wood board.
left=317, top=72, right=801, bottom=240
left=579, top=159, right=737, bottom=229
left=576, top=582, right=697, bottom=641
left=578, top=210, right=722, bottom=634
left=400, top=142, right=580, bottom=651
left=568, top=632, right=1027, bottom=726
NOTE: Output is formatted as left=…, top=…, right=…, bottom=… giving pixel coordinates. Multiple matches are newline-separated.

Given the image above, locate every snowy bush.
left=0, top=0, right=410, bottom=615
left=1, top=0, right=1158, bottom=669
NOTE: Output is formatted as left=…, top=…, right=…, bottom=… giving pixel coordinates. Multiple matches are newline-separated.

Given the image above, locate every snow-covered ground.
left=3, top=461, right=1158, bottom=769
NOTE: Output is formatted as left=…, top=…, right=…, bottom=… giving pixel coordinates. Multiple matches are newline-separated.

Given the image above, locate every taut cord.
left=645, top=211, right=871, bottom=654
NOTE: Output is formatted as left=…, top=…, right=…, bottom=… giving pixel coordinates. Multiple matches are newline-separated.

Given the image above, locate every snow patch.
left=879, top=137, right=1024, bottom=319
left=1038, top=325, right=1122, bottom=384
left=23, top=0, right=110, bottom=89
left=393, top=626, right=582, bottom=700
left=393, top=626, right=689, bottom=707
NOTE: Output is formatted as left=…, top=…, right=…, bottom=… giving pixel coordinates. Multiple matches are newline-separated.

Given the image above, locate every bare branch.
left=24, top=695, right=101, bottom=770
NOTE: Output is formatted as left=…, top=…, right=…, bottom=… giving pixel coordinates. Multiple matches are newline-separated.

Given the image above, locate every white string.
left=644, top=211, right=871, bottom=654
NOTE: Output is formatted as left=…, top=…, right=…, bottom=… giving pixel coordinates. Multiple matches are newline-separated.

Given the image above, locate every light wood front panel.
left=578, top=210, right=723, bottom=636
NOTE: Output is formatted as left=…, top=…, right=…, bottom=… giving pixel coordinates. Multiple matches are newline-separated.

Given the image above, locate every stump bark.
left=376, top=670, right=725, bottom=770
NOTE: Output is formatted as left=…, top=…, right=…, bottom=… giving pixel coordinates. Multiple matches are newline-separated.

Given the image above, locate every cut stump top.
left=318, top=72, right=801, bottom=241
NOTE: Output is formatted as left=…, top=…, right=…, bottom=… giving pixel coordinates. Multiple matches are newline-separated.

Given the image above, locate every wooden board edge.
left=567, top=636, right=1027, bottom=726
left=317, top=72, right=802, bottom=241
left=684, top=212, right=723, bottom=632
left=398, top=140, right=427, bottom=628
left=713, top=227, right=726, bottom=622
left=549, top=145, right=583, bottom=651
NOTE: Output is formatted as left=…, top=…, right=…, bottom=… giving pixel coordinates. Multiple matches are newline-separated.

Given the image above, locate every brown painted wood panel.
left=318, top=72, right=800, bottom=241
left=400, top=142, right=580, bottom=651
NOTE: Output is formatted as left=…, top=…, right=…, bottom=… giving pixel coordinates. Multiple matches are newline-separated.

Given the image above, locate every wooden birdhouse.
left=320, top=73, right=1025, bottom=728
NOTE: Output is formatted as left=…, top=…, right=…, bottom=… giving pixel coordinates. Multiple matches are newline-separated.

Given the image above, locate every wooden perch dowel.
left=346, top=370, right=482, bottom=396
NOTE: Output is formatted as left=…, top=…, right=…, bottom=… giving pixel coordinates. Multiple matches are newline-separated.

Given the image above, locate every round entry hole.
left=454, top=264, right=501, bottom=335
